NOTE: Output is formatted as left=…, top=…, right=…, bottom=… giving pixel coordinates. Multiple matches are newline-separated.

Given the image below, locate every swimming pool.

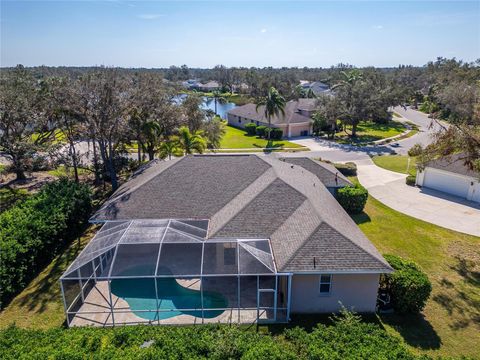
left=110, top=274, right=228, bottom=321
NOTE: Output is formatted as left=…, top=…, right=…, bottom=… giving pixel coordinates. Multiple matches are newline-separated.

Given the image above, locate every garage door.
left=423, top=168, right=470, bottom=199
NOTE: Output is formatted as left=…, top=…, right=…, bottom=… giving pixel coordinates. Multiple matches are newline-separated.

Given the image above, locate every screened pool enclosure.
left=60, top=220, right=291, bottom=326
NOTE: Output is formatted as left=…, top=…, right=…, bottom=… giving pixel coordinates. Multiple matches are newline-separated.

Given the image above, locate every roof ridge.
left=208, top=165, right=276, bottom=237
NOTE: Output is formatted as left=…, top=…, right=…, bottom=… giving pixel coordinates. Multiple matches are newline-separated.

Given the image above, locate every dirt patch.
left=0, top=171, right=58, bottom=193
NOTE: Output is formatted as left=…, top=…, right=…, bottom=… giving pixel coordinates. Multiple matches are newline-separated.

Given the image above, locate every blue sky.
left=1, top=0, right=479, bottom=68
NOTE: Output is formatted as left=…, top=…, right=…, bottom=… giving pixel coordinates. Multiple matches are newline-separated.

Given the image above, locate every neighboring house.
left=280, top=157, right=352, bottom=195
left=300, top=80, right=331, bottom=96
left=61, top=155, right=392, bottom=327
left=227, top=99, right=318, bottom=137
left=416, top=154, right=480, bottom=203
left=182, top=80, right=221, bottom=92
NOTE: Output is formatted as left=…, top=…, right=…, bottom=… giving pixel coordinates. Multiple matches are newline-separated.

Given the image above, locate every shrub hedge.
left=0, top=179, right=91, bottom=308
left=337, top=184, right=368, bottom=214
left=270, top=128, right=283, bottom=140
left=381, top=254, right=432, bottom=314
left=406, top=175, right=416, bottom=186
left=0, top=311, right=421, bottom=359
left=334, top=162, right=357, bottom=176
left=256, top=125, right=267, bottom=137
left=245, top=123, right=257, bottom=136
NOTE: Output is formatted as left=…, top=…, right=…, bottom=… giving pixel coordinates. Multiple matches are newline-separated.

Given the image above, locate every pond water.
left=175, top=94, right=237, bottom=119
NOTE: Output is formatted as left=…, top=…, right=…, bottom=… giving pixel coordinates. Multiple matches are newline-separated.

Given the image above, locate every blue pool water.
left=110, top=273, right=228, bottom=320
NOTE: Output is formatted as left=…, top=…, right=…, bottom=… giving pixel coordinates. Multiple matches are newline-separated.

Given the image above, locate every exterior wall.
left=227, top=113, right=308, bottom=138
left=290, top=273, right=380, bottom=313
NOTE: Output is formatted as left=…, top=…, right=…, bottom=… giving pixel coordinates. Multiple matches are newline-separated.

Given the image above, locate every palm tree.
left=158, top=139, right=182, bottom=160
left=256, top=87, right=286, bottom=140
left=176, top=126, right=207, bottom=155
left=141, top=120, right=164, bottom=161
left=211, top=90, right=227, bottom=115
left=305, top=88, right=317, bottom=99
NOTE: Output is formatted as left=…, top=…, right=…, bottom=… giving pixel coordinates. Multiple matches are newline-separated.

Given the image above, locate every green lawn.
left=1, top=186, right=478, bottom=357
left=352, top=196, right=480, bottom=358
left=0, top=226, right=99, bottom=329
left=372, top=155, right=417, bottom=176
left=220, top=125, right=306, bottom=150
left=47, top=165, right=90, bottom=178
left=335, top=120, right=405, bottom=144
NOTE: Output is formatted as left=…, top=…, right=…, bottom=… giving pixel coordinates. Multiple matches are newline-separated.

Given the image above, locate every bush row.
left=0, top=179, right=92, bottom=307
left=0, top=311, right=421, bottom=359
left=245, top=123, right=283, bottom=140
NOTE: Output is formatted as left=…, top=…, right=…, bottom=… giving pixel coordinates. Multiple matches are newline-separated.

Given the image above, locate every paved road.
left=281, top=108, right=480, bottom=237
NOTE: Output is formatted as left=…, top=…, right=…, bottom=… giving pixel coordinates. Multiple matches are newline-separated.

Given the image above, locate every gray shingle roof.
left=227, top=100, right=313, bottom=125
left=91, top=155, right=270, bottom=222
left=280, top=157, right=352, bottom=188
left=91, top=154, right=391, bottom=273
left=426, top=153, right=479, bottom=178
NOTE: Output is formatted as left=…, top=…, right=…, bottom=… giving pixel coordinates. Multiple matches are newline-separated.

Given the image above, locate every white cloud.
left=260, top=28, right=267, bottom=33
left=372, top=25, right=384, bottom=30
left=137, top=14, right=164, bottom=20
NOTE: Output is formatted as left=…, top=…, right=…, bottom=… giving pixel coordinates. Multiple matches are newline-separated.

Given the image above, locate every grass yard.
left=372, top=155, right=417, bottom=176
left=353, top=196, right=480, bottom=358
left=0, top=225, right=99, bottom=329
left=220, top=125, right=306, bottom=150
left=1, top=185, right=478, bottom=357
left=335, top=120, right=405, bottom=144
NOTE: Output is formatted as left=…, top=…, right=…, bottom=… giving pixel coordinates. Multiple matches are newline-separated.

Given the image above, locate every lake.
left=175, top=94, right=237, bottom=119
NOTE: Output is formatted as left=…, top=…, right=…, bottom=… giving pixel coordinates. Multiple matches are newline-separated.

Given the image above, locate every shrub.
left=245, top=123, right=257, bottom=136
left=270, top=128, right=283, bottom=140
left=256, top=125, right=267, bottom=137
left=381, top=254, right=432, bottom=313
left=337, top=184, right=368, bottom=214
left=0, top=311, right=419, bottom=359
left=407, top=143, right=423, bottom=157
left=0, top=179, right=91, bottom=307
left=406, top=175, right=416, bottom=186
left=334, top=162, right=357, bottom=176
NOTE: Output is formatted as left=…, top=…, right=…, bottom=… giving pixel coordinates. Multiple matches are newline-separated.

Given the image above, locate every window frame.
left=318, top=274, right=332, bottom=296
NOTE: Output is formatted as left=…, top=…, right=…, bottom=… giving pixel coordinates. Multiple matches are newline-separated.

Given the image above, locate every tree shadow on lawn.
left=380, top=313, right=442, bottom=350
left=350, top=211, right=371, bottom=225
left=432, top=255, right=480, bottom=330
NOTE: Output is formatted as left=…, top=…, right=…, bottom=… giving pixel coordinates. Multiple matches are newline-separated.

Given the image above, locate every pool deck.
left=70, top=279, right=277, bottom=327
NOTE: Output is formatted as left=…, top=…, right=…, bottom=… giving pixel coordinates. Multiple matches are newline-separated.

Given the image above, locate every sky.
left=1, top=0, right=479, bottom=68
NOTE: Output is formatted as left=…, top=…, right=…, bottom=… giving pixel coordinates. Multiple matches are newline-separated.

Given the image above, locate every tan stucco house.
left=61, top=155, right=392, bottom=327
left=227, top=99, right=318, bottom=137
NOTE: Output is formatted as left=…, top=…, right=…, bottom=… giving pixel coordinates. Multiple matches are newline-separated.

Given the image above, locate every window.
left=238, top=118, right=241, bottom=123
left=319, top=274, right=332, bottom=295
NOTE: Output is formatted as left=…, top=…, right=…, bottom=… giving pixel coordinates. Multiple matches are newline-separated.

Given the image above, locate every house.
left=280, top=157, right=352, bottom=195
left=416, top=154, right=480, bottom=203
left=182, top=80, right=221, bottom=92
left=300, top=80, right=331, bottom=96
left=61, top=155, right=392, bottom=327
left=227, top=99, right=318, bottom=137
left=197, top=81, right=221, bottom=92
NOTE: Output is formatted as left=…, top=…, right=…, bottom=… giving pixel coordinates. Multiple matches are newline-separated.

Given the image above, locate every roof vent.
left=291, top=165, right=294, bottom=169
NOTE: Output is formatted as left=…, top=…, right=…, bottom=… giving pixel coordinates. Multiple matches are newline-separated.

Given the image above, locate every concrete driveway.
left=282, top=108, right=480, bottom=237
left=356, top=158, right=480, bottom=237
